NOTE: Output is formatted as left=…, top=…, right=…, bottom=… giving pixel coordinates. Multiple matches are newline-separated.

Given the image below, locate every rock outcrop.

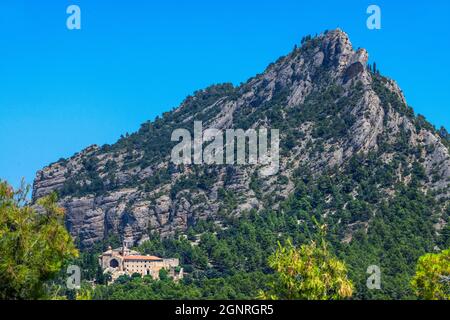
left=32, top=29, right=450, bottom=247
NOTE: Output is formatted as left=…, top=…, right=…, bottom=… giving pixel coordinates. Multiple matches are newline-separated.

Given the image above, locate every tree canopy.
left=411, top=249, right=450, bottom=300
left=259, top=231, right=353, bottom=300
left=0, top=181, right=78, bottom=300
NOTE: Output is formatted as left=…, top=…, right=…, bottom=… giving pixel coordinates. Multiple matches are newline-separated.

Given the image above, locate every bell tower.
left=121, top=239, right=133, bottom=256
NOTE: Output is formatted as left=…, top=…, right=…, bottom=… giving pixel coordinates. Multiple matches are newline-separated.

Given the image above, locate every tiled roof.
left=123, top=255, right=163, bottom=261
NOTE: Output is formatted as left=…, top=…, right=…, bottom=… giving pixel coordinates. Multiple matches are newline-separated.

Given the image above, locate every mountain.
left=32, top=29, right=450, bottom=298
left=32, top=28, right=449, bottom=261
left=33, top=29, right=449, bottom=245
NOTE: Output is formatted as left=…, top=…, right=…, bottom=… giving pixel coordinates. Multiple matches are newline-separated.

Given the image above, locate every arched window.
left=109, top=259, right=119, bottom=268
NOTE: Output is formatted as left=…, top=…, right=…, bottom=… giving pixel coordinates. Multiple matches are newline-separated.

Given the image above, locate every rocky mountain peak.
left=32, top=30, right=449, bottom=248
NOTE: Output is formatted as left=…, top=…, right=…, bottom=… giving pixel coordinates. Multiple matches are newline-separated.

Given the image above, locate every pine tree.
left=411, top=249, right=450, bottom=300
left=259, top=226, right=353, bottom=300
left=0, top=181, right=78, bottom=299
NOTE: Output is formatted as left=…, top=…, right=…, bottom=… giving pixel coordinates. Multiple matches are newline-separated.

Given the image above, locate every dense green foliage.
left=0, top=181, right=78, bottom=300
left=260, top=235, right=353, bottom=300
left=67, top=154, right=447, bottom=300
left=411, top=249, right=450, bottom=300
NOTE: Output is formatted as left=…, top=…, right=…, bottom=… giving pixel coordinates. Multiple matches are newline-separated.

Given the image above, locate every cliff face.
left=33, top=29, right=450, bottom=248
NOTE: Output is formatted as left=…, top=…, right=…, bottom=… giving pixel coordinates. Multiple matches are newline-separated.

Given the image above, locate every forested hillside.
left=32, top=29, right=450, bottom=300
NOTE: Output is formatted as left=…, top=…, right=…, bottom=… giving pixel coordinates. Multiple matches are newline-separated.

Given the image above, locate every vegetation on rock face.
left=65, top=137, right=447, bottom=300
left=20, top=30, right=450, bottom=300
left=59, top=163, right=447, bottom=300
left=0, top=181, right=78, bottom=300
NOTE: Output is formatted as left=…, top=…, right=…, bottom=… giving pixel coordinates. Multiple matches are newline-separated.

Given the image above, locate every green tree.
left=259, top=231, right=353, bottom=300
left=0, top=181, right=78, bottom=299
left=159, top=268, right=169, bottom=281
left=411, top=249, right=450, bottom=300
left=75, top=284, right=93, bottom=300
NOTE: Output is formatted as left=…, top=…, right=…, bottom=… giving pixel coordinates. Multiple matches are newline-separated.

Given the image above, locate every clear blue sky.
left=0, top=0, right=449, bottom=188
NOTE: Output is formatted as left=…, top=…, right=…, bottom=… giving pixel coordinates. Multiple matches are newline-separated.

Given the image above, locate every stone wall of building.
left=98, top=244, right=183, bottom=282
